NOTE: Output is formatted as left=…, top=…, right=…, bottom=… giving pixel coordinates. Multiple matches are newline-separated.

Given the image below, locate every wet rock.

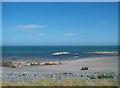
left=52, top=52, right=70, bottom=55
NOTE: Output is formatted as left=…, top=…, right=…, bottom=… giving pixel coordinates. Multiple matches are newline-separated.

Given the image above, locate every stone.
left=2, top=61, right=62, bottom=68
left=81, top=66, right=88, bottom=70
left=30, top=62, right=39, bottom=66
left=25, top=62, right=31, bottom=66
left=40, top=61, right=62, bottom=65
left=52, top=52, right=70, bottom=55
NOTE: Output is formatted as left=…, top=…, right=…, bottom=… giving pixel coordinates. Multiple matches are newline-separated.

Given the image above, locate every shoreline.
left=2, top=56, right=118, bottom=72
left=2, top=56, right=118, bottom=83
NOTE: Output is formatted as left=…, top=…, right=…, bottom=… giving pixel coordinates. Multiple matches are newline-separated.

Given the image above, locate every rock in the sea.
left=73, top=56, right=79, bottom=58
left=52, top=52, right=70, bottom=55
left=85, top=51, right=118, bottom=55
left=81, top=66, right=88, bottom=70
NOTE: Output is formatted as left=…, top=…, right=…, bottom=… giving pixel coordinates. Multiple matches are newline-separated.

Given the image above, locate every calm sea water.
left=2, top=46, right=118, bottom=62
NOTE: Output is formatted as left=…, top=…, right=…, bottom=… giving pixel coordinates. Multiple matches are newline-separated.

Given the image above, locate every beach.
left=2, top=56, right=118, bottom=83
left=2, top=2, right=118, bottom=86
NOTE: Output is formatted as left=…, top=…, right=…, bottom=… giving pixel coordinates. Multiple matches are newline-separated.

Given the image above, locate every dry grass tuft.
left=1, top=79, right=118, bottom=86
left=32, top=79, right=57, bottom=86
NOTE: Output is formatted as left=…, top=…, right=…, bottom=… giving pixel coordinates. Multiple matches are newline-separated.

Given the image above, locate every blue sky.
left=2, top=2, right=118, bottom=46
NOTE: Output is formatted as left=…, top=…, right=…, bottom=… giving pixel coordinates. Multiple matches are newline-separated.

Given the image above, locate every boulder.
left=11, top=61, right=27, bottom=68
left=25, top=62, right=31, bottom=66
left=81, top=66, right=88, bottom=70
left=30, top=62, right=39, bottom=66
left=40, top=61, right=62, bottom=65
left=2, top=61, right=12, bottom=67
left=11, top=62, right=20, bottom=68
left=2, top=61, right=62, bottom=68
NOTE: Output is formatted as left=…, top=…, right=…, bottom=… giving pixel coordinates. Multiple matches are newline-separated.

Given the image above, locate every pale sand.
left=2, top=56, right=118, bottom=73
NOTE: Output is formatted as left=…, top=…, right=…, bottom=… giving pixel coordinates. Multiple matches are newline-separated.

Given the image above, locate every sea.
left=2, top=46, right=118, bottom=62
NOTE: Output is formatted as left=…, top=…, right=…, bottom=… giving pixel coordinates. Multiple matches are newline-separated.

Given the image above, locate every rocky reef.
left=2, top=61, right=62, bottom=68
left=51, top=52, right=70, bottom=55
left=84, top=51, right=118, bottom=55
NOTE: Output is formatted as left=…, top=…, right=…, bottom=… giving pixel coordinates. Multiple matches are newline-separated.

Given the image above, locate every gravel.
left=2, top=72, right=119, bottom=83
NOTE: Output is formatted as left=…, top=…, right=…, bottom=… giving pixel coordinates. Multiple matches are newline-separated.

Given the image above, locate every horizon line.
left=2, top=0, right=119, bottom=2
left=2, top=45, right=118, bottom=46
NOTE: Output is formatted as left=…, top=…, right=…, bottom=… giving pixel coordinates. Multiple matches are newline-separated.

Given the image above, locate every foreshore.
left=2, top=56, right=119, bottom=83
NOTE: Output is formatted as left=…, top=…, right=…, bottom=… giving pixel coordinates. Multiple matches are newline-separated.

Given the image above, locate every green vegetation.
left=97, top=73, right=114, bottom=79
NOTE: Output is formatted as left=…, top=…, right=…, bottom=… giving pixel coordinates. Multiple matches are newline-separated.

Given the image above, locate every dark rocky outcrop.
left=81, top=66, right=88, bottom=70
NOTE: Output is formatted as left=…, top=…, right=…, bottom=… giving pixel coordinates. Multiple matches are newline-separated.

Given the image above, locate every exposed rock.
left=2, top=61, right=62, bottom=68
left=41, top=61, right=62, bottom=65
left=2, top=62, right=13, bottom=67
left=81, top=66, right=88, bottom=70
left=85, top=51, right=118, bottom=55
left=25, top=62, right=31, bottom=66
left=40, top=62, right=46, bottom=66
left=11, top=61, right=27, bottom=68
left=52, top=52, right=70, bottom=55
left=73, top=56, right=79, bottom=58
left=30, top=62, right=40, bottom=66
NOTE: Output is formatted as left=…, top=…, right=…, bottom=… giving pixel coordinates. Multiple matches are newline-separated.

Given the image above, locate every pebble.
left=2, top=72, right=119, bottom=83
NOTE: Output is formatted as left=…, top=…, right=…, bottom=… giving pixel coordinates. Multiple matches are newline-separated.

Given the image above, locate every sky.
left=2, top=2, right=118, bottom=46
left=0, top=2, right=2, bottom=46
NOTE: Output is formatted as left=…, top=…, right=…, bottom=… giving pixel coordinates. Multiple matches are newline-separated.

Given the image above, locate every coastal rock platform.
left=2, top=61, right=62, bottom=68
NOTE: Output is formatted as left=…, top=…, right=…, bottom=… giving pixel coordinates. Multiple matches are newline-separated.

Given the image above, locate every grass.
left=1, top=79, right=119, bottom=86
left=32, top=79, right=57, bottom=86
left=97, top=73, right=114, bottom=79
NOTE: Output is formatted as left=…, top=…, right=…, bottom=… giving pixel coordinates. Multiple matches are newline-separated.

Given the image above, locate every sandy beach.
left=2, top=56, right=118, bottom=73
left=2, top=56, right=118, bottom=83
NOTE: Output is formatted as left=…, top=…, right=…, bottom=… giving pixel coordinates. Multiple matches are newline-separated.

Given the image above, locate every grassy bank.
left=1, top=79, right=119, bottom=86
